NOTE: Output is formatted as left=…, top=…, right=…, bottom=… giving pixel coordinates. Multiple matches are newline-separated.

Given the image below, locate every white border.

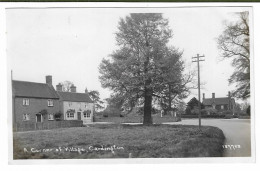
left=0, top=2, right=258, bottom=168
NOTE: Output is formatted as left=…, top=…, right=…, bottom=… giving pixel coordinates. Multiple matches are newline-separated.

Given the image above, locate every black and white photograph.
left=5, top=4, right=254, bottom=163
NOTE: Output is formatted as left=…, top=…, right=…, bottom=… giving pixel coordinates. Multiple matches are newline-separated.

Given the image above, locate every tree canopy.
left=99, top=13, right=191, bottom=125
left=59, top=81, right=74, bottom=92
left=217, top=11, right=250, bottom=99
left=88, top=90, right=104, bottom=111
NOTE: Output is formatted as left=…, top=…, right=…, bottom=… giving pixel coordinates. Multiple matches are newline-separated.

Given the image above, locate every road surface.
left=164, top=119, right=251, bottom=157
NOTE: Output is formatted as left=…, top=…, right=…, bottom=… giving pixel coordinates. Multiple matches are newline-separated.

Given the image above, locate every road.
left=164, top=118, right=251, bottom=157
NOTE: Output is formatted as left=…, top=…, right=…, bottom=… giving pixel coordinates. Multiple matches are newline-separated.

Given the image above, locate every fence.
left=14, top=120, right=83, bottom=132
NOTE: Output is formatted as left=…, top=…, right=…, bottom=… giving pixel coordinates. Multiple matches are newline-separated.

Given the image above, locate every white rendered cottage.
left=56, top=84, right=94, bottom=124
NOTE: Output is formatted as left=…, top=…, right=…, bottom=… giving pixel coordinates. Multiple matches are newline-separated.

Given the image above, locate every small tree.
left=187, top=97, right=205, bottom=110
left=88, top=90, right=105, bottom=111
left=59, top=81, right=74, bottom=92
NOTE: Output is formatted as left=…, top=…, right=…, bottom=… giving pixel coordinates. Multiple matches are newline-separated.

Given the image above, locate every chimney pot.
left=56, top=83, right=62, bottom=91
left=70, top=84, right=76, bottom=93
left=85, top=88, right=88, bottom=94
left=46, top=75, right=52, bottom=86
left=212, top=93, right=215, bottom=99
left=203, top=93, right=205, bottom=100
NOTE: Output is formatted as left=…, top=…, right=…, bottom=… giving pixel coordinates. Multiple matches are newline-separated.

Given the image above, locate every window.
left=47, top=100, right=54, bottom=107
left=22, top=99, right=29, bottom=106
left=67, top=112, right=74, bottom=118
left=48, top=114, right=54, bottom=120
left=83, top=110, right=91, bottom=118
left=23, top=114, right=30, bottom=121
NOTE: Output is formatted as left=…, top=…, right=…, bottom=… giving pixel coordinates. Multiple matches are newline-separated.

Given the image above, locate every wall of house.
left=63, top=101, right=94, bottom=123
left=14, top=97, right=60, bottom=123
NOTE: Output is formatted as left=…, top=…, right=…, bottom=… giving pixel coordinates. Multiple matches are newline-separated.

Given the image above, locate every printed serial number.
left=222, top=145, right=241, bottom=150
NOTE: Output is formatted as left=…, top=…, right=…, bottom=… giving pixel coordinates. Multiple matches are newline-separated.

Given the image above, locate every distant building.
left=202, top=92, right=235, bottom=114
left=56, top=84, right=94, bottom=124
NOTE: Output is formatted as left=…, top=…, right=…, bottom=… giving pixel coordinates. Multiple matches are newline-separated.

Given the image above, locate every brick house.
left=202, top=92, right=235, bottom=114
left=12, top=76, right=60, bottom=127
left=12, top=75, right=94, bottom=129
left=56, top=84, right=94, bottom=125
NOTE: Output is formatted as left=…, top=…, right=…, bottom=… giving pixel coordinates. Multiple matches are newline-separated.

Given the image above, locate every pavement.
left=163, top=118, right=252, bottom=157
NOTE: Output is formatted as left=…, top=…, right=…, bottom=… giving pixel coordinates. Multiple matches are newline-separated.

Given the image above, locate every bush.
left=224, top=114, right=233, bottom=119
left=185, top=106, right=192, bottom=115
left=247, top=106, right=250, bottom=116
left=181, top=114, right=225, bottom=119
left=222, top=110, right=232, bottom=115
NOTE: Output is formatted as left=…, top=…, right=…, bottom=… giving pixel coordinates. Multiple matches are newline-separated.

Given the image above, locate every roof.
left=57, top=91, right=93, bottom=103
left=202, top=97, right=234, bottom=106
left=12, top=80, right=59, bottom=99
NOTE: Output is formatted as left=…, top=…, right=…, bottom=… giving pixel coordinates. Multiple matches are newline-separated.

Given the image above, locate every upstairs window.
left=22, top=99, right=29, bottom=106
left=23, top=113, right=30, bottom=121
left=47, top=100, right=54, bottom=107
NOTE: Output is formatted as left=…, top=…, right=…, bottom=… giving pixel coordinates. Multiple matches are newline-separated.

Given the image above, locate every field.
left=13, top=124, right=225, bottom=159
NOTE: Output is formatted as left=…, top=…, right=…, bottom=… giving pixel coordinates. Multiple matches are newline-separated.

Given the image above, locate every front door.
left=77, top=112, right=81, bottom=120
left=36, top=114, right=42, bottom=122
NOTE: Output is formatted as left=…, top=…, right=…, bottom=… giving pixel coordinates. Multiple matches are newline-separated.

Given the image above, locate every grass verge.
left=13, top=124, right=225, bottom=159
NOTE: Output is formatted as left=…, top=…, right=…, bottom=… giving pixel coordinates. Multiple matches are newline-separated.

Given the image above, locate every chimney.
left=212, top=93, right=215, bottom=99
left=203, top=93, right=205, bottom=100
left=228, top=91, right=231, bottom=97
left=56, top=83, right=62, bottom=91
left=70, top=84, right=76, bottom=93
left=85, top=88, right=88, bottom=94
left=46, top=75, right=52, bottom=86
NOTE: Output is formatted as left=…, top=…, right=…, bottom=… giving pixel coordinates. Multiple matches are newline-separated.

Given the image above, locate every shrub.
left=247, top=106, right=250, bottom=116
left=185, top=106, right=192, bottom=115
left=181, top=114, right=225, bottom=119
left=54, top=111, right=63, bottom=121
left=222, top=110, right=232, bottom=115
left=224, top=114, right=233, bottom=119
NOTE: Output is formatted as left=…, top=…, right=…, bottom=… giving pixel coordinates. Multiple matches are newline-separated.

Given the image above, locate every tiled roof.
left=202, top=97, right=232, bottom=106
left=57, top=91, right=93, bottom=103
left=12, top=80, right=59, bottom=99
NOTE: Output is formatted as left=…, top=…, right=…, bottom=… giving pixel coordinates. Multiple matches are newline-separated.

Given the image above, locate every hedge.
left=181, top=114, right=226, bottom=119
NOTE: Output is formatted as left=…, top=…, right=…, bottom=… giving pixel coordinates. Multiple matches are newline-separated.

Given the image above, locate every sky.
left=6, top=7, right=251, bottom=104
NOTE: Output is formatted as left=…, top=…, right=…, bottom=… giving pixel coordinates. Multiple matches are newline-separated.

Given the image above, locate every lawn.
left=13, top=124, right=225, bottom=159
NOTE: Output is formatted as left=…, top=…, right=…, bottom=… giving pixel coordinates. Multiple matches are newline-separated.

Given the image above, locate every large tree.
left=217, top=11, right=250, bottom=99
left=99, top=13, right=187, bottom=125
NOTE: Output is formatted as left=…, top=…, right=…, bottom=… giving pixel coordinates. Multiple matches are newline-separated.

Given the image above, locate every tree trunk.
left=143, top=87, right=153, bottom=125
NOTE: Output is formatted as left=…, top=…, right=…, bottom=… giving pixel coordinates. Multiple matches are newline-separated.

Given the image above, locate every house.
left=56, top=84, right=94, bottom=125
left=12, top=75, right=95, bottom=130
left=12, top=76, right=60, bottom=126
left=202, top=92, right=235, bottom=114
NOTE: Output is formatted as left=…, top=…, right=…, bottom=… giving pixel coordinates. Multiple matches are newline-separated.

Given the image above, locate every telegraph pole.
left=192, top=54, right=205, bottom=130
